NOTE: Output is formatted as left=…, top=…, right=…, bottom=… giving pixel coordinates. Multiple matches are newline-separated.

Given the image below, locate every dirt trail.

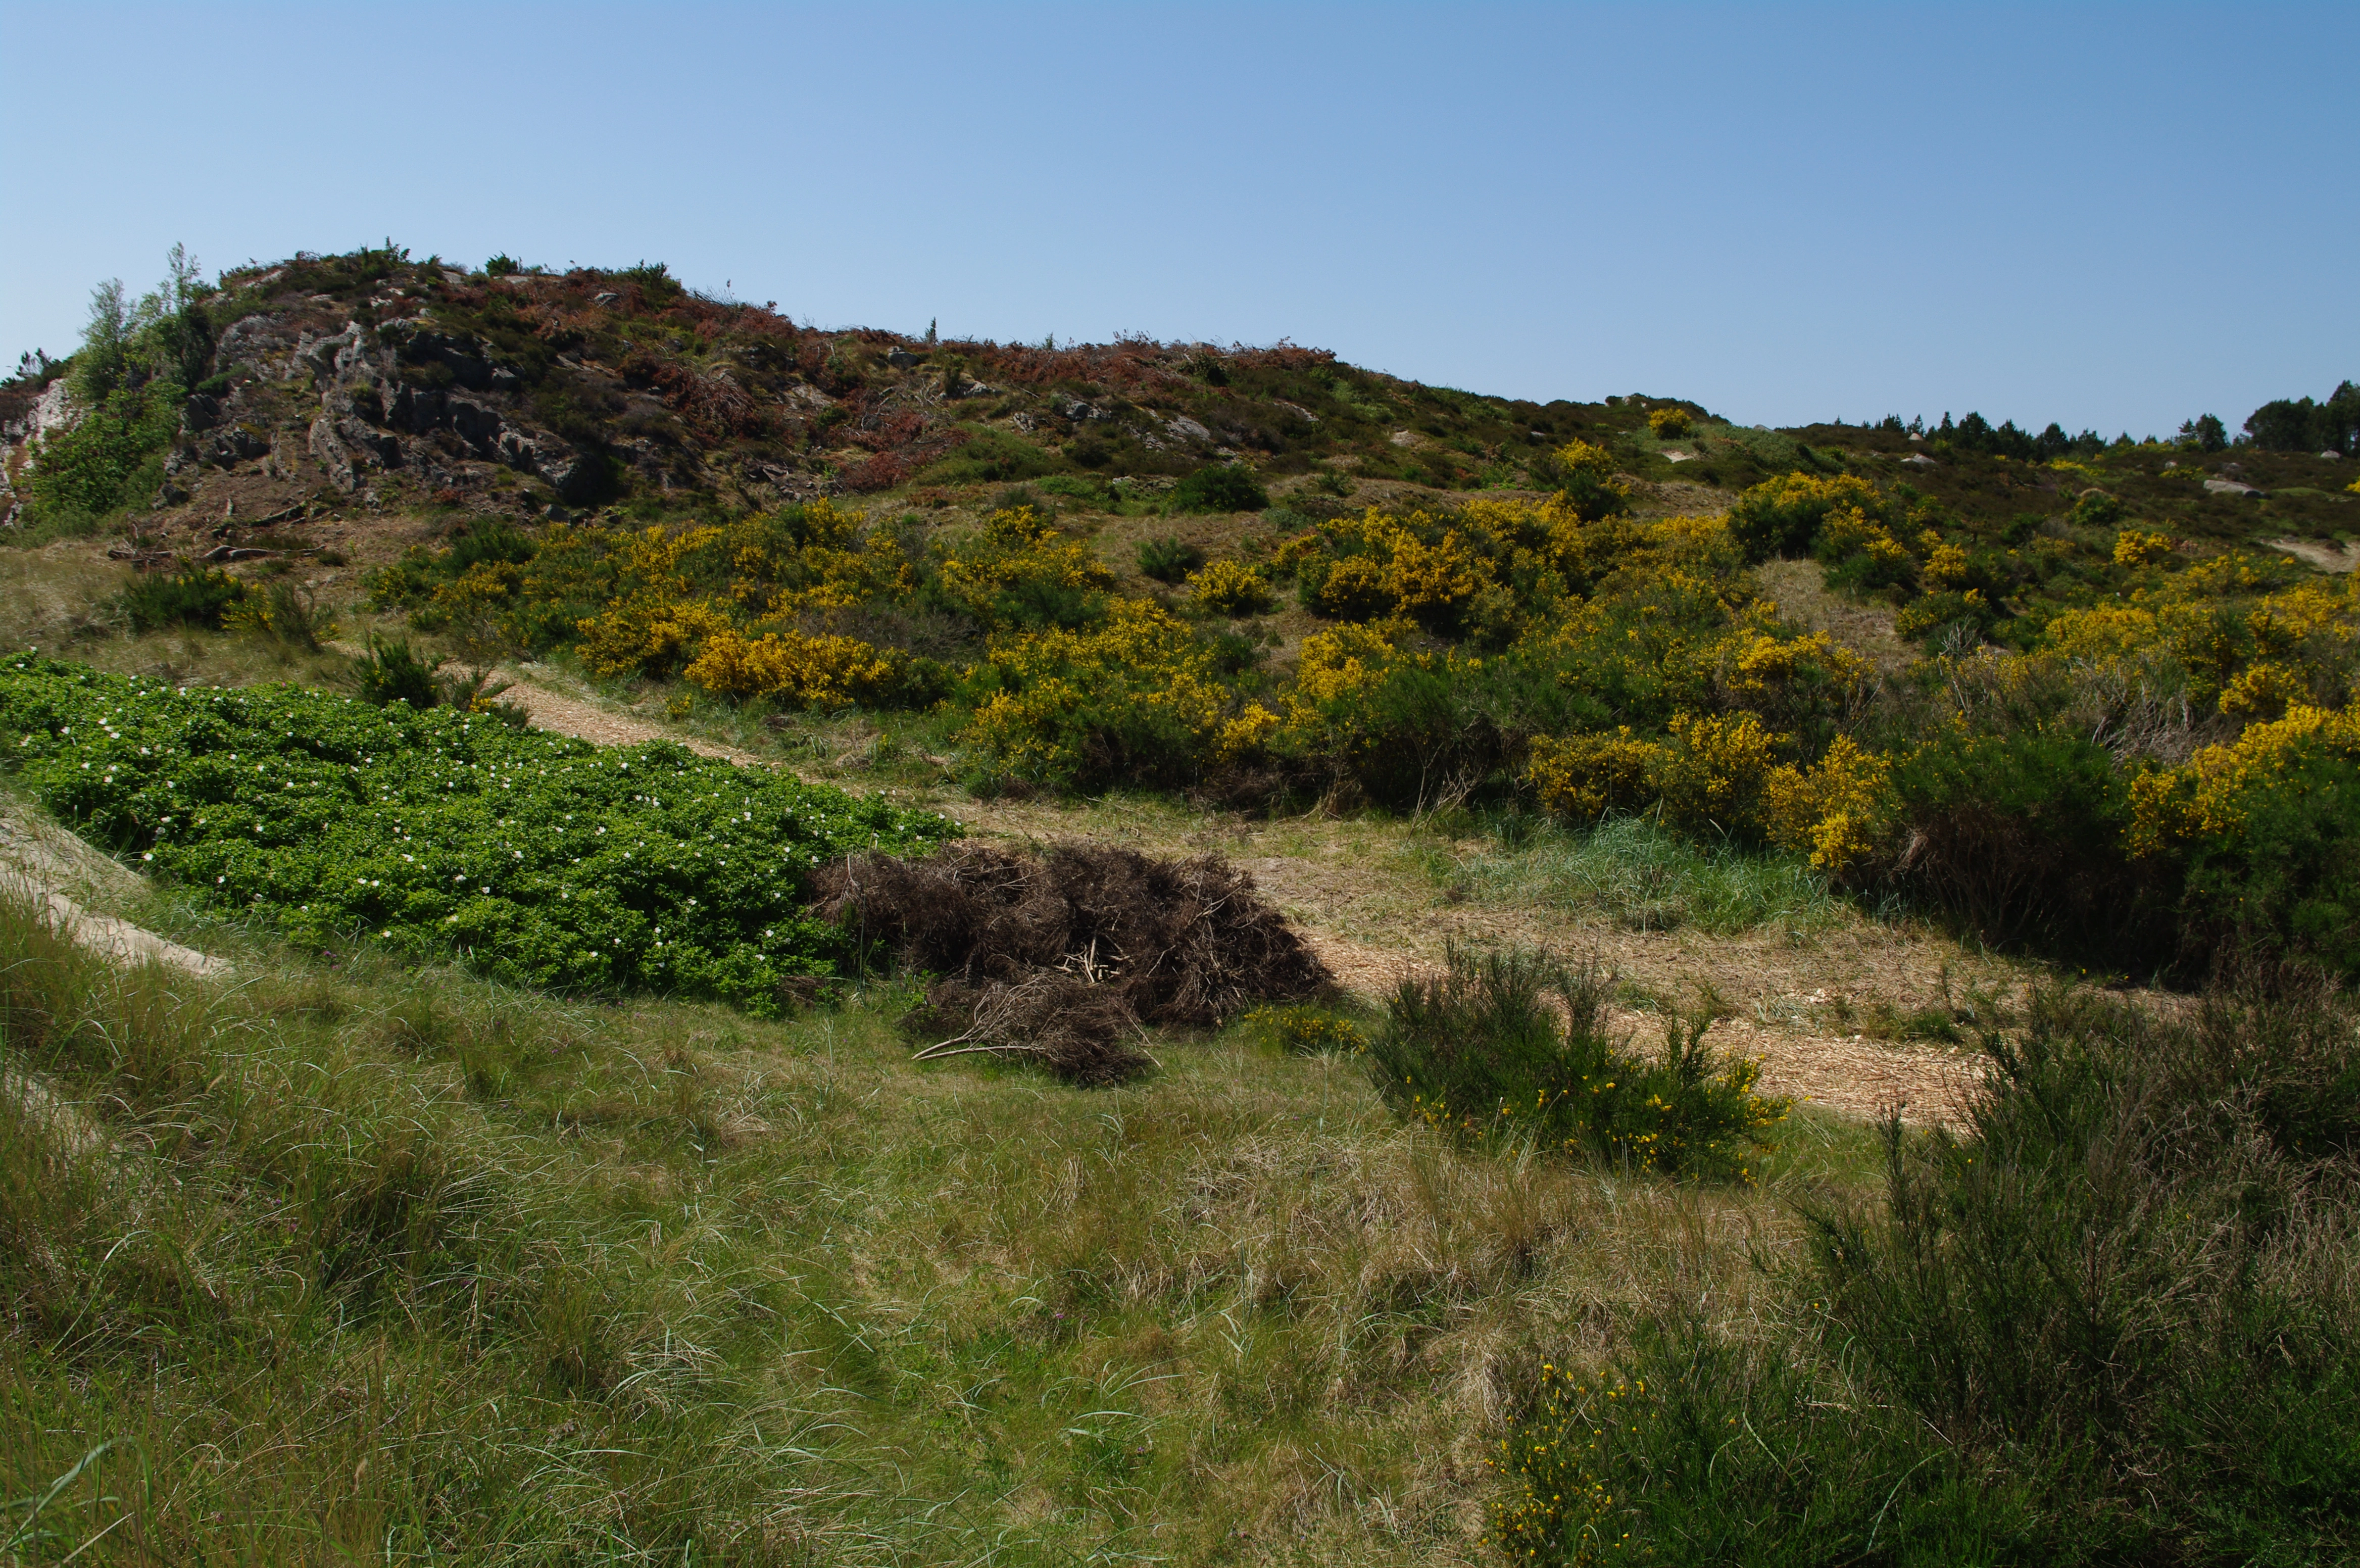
left=500, top=674, right=1988, bottom=1124
left=498, top=671, right=768, bottom=764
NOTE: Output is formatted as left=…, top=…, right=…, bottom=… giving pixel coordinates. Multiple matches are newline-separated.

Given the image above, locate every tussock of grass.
left=1423, top=813, right=1843, bottom=937
left=0, top=886, right=1883, bottom=1564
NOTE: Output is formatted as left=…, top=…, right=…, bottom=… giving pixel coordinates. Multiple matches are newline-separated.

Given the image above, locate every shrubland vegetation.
left=353, top=423, right=2359, bottom=986
left=1492, top=979, right=2360, bottom=1565
left=5, top=243, right=2359, bottom=1560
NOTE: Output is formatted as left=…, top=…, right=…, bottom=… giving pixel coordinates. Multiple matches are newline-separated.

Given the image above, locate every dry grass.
left=0, top=865, right=1882, bottom=1564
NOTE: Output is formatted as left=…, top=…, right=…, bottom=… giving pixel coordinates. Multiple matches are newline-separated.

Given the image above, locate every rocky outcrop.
left=0, top=379, right=83, bottom=527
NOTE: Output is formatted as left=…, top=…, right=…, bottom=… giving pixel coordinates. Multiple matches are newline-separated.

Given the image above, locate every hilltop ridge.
left=6, top=243, right=2350, bottom=552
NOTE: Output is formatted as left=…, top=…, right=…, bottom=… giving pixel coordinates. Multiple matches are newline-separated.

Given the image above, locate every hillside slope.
left=11, top=243, right=2347, bottom=552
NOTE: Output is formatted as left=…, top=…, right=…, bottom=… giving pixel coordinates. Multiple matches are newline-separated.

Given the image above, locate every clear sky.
left=3, top=3, right=2351, bottom=437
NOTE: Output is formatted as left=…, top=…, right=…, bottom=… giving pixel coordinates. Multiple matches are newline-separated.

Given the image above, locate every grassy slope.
left=0, top=865, right=1885, bottom=1565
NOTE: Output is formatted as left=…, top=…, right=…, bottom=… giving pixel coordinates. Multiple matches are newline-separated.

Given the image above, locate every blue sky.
left=3, top=3, right=2350, bottom=436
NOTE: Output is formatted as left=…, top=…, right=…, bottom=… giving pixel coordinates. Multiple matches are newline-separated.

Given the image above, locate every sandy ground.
left=2266, top=537, right=2360, bottom=573
left=0, top=810, right=226, bottom=977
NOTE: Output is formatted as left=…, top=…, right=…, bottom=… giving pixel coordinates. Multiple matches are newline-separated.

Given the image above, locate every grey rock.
left=1167, top=415, right=1213, bottom=444
left=200, top=425, right=273, bottom=468
left=180, top=393, right=224, bottom=433
left=886, top=349, right=921, bottom=369
left=2322, top=450, right=2345, bottom=461
left=1903, top=453, right=1938, bottom=467
left=2204, top=478, right=2265, bottom=498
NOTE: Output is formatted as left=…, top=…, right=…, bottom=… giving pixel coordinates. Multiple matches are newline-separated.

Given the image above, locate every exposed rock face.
left=0, top=379, right=83, bottom=526
left=155, top=313, right=599, bottom=500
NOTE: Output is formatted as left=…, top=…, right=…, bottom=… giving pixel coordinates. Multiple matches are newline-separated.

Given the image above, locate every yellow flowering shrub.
left=1245, top=1002, right=1367, bottom=1055
left=1527, top=728, right=1668, bottom=819
left=2113, top=530, right=2177, bottom=567
left=1655, top=711, right=1781, bottom=832
left=1716, top=625, right=1870, bottom=707
left=1553, top=438, right=1620, bottom=486
left=1920, top=541, right=1974, bottom=591
left=682, top=626, right=904, bottom=708
left=429, top=559, right=526, bottom=621
left=2187, top=702, right=2360, bottom=836
left=933, top=506, right=1114, bottom=624
left=1385, top=529, right=1487, bottom=622
left=1185, top=558, right=1274, bottom=616
left=221, top=584, right=342, bottom=645
left=960, top=599, right=1242, bottom=783
left=1728, top=471, right=1883, bottom=560
left=1646, top=406, right=1694, bottom=437
left=576, top=598, right=734, bottom=680
left=1764, top=735, right=1894, bottom=875
left=1216, top=703, right=1281, bottom=763
left=2217, top=660, right=2309, bottom=721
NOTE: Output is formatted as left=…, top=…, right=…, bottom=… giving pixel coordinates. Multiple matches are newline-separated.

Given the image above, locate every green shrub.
left=1883, top=728, right=2176, bottom=963
left=351, top=635, right=440, bottom=709
left=118, top=566, right=249, bottom=631
left=0, top=657, right=958, bottom=1011
left=20, top=383, right=182, bottom=523
left=2069, top=489, right=2126, bottom=529
left=1169, top=465, right=1268, bottom=514
left=1498, top=982, right=2360, bottom=1564
left=1136, top=536, right=1206, bottom=583
left=1367, top=946, right=1784, bottom=1181
left=1037, top=473, right=1110, bottom=505
left=915, top=428, right=1055, bottom=484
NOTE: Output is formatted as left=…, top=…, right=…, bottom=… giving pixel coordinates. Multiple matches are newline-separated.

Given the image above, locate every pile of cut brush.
left=810, top=842, right=1332, bottom=1084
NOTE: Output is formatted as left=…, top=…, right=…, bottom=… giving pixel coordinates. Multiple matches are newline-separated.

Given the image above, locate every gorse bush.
left=350, top=634, right=440, bottom=708
left=1496, top=981, right=2360, bottom=1564
left=1136, top=535, right=1206, bottom=583
left=1168, top=464, right=1269, bottom=514
left=1185, top=559, right=1274, bottom=616
left=355, top=458, right=2360, bottom=981
left=1367, top=946, right=1785, bottom=1181
left=1245, top=1001, right=1368, bottom=1056
left=116, top=564, right=250, bottom=632
left=223, top=578, right=338, bottom=652
left=0, top=658, right=956, bottom=1010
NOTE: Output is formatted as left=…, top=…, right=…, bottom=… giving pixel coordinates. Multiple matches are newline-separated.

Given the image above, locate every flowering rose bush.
left=0, top=658, right=957, bottom=1012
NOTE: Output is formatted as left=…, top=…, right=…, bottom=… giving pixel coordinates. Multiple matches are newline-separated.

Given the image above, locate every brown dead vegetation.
left=811, top=842, right=1333, bottom=1084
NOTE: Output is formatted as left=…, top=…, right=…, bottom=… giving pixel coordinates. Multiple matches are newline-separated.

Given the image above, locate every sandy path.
left=498, top=672, right=768, bottom=764
left=0, top=813, right=226, bottom=977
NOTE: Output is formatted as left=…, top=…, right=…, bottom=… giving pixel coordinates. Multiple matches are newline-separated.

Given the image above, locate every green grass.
left=0, top=873, right=1885, bottom=1565
left=1418, top=814, right=1844, bottom=937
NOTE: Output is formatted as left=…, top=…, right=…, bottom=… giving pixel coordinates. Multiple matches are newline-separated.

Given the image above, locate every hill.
left=6, top=242, right=2350, bottom=548
left=3, top=245, right=2359, bottom=1562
